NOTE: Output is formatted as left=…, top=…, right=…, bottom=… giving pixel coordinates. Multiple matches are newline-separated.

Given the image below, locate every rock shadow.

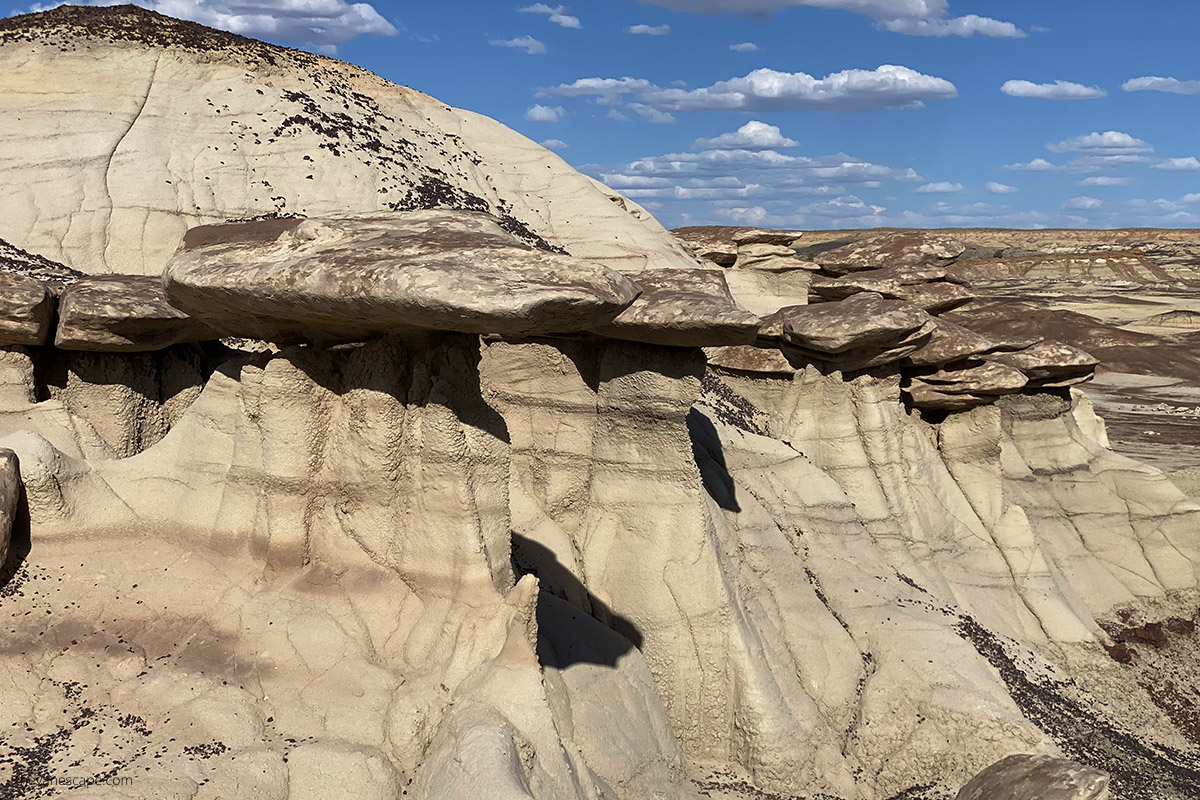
left=0, top=475, right=32, bottom=591
left=512, top=533, right=643, bottom=669
left=687, top=408, right=741, bottom=512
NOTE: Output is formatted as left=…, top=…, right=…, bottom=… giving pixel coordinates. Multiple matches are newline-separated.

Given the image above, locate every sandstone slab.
left=56, top=274, right=221, bottom=351
left=817, top=231, right=966, bottom=275
left=0, top=272, right=53, bottom=346
left=732, top=228, right=804, bottom=247
left=591, top=269, right=759, bottom=347
left=904, top=319, right=997, bottom=368
left=165, top=211, right=641, bottom=343
left=991, top=341, right=1099, bottom=387
left=775, top=292, right=933, bottom=355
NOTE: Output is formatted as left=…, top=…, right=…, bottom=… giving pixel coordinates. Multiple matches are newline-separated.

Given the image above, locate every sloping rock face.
left=2, top=9, right=1200, bottom=800
left=0, top=5, right=695, bottom=277
left=956, top=754, right=1111, bottom=800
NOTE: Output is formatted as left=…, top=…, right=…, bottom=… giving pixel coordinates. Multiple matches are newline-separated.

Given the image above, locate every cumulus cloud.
left=694, top=121, right=798, bottom=150
left=1046, top=131, right=1153, bottom=155
left=637, top=1, right=1024, bottom=39
left=879, top=14, right=1023, bottom=38
left=1184, top=193, right=1200, bottom=203
left=490, top=35, right=546, bottom=54
left=539, top=138, right=569, bottom=150
left=1001, top=80, right=1106, bottom=100
left=915, top=181, right=963, bottom=193
left=30, top=0, right=397, bottom=47
left=543, top=66, right=957, bottom=113
left=1153, top=157, right=1200, bottom=172
left=626, top=23, right=671, bottom=34
left=1063, top=196, right=1103, bottom=210
left=1078, top=176, right=1133, bottom=187
left=518, top=3, right=581, bottom=28
left=730, top=41, right=759, bottom=51
left=524, top=104, right=565, bottom=122
left=1122, top=76, right=1200, bottom=95
left=627, top=103, right=677, bottom=123
left=986, top=181, right=1018, bottom=193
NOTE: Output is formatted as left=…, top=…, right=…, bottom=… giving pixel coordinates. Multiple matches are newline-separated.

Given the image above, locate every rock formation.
left=0, top=7, right=1198, bottom=800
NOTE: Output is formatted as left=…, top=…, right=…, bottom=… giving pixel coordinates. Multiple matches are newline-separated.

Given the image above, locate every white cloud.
left=539, top=138, right=569, bottom=150
left=879, top=14, right=1023, bottom=38
left=915, top=181, right=963, bottom=193
left=1003, top=158, right=1063, bottom=172
left=695, top=120, right=798, bottom=150
left=519, top=3, right=581, bottom=28
left=986, top=181, right=1018, bottom=193
left=1184, top=193, right=1200, bottom=203
left=638, top=1, right=1024, bottom=39
left=1063, top=196, right=1103, bottom=210
left=490, top=35, right=547, bottom=54
left=33, top=0, right=397, bottom=47
left=1153, top=157, right=1200, bottom=172
left=1122, top=76, right=1200, bottom=95
left=730, top=42, right=759, bottom=52
left=1046, top=131, right=1153, bottom=154
left=524, top=104, right=565, bottom=122
left=626, top=23, right=671, bottom=34
left=647, top=65, right=957, bottom=112
left=606, top=109, right=631, bottom=121
left=1078, top=176, right=1133, bottom=187
left=627, top=103, right=677, bottom=123
left=1001, top=80, right=1106, bottom=100
left=543, top=66, right=956, bottom=112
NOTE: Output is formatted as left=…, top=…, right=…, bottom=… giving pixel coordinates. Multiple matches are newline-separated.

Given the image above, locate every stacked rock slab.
left=673, top=226, right=815, bottom=317
left=56, top=274, right=222, bottom=351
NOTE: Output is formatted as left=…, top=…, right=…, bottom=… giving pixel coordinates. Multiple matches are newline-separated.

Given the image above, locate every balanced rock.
left=165, top=211, right=641, bottom=343
left=734, top=242, right=809, bottom=272
left=0, top=273, right=54, bottom=346
left=591, top=269, right=759, bottom=347
left=817, top=231, right=967, bottom=275
left=775, top=292, right=933, bottom=355
left=956, top=754, right=1110, bottom=800
left=55, top=274, right=221, bottom=351
left=732, top=228, right=804, bottom=247
left=918, top=360, right=1028, bottom=395
left=0, top=448, right=16, bottom=566
left=990, top=341, right=1099, bottom=387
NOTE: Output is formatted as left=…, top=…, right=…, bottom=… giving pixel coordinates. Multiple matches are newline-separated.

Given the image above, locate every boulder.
left=0, top=273, right=54, bottom=346
left=990, top=341, right=1099, bottom=387
left=956, top=754, right=1110, bottom=800
left=55, top=274, right=221, bottom=351
left=775, top=292, right=933, bottom=355
left=817, top=231, right=966, bottom=275
left=591, top=269, right=759, bottom=347
left=732, top=229, right=804, bottom=247
left=705, top=344, right=797, bottom=376
left=0, top=448, right=16, bottom=566
left=165, top=211, right=641, bottom=344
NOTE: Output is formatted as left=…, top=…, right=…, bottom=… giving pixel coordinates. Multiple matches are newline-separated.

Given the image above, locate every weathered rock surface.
left=165, top=211, right=641, bottom=343
left=732, top=228, right=804, bottom=247
left=991, top=341, right=1099, bottom=387
left=0, top=5, right=695, bottom=277
left=0, top=235, right=83, bottom=288
left=956, top=754, right=1111, bottom=800
left=775, top=292, right=933, bottom=355
left=0, top=447, right=17, bottom=566
left=817, top=231, right=967, bottom=275
left=590, top=269, right=759, bottom=347
left=0, top=273, right=53, bottom=346
left=56, top=274, right=221, bottom=351
left=906, top=360, right=1028, bottom=410
left=904, top=318, right=997, bottom=367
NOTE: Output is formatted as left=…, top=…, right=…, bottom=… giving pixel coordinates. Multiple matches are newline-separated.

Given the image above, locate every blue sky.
left=18, top=1, right=1200, bottom=229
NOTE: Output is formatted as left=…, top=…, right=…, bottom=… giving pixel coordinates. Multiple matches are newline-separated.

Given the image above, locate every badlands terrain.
left=0, top=5, right=1196, bottom=800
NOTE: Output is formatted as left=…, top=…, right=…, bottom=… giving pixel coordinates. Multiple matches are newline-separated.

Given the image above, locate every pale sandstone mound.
left=0, top=5, right=695, bottom=277
left=56, top=274, right=221, bottom=351
left=0, top=273, right=53, bottom=346
left=816, top=231, right=967, bottom=274
left=956, top=754, right=1111, bottom=800
left=165, top=211, right=640, bottom=342
left=590, top=269, right=759, bottom=347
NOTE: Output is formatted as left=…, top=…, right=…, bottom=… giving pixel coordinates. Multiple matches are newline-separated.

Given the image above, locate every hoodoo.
left=0, top=6, right=1197, bottom=800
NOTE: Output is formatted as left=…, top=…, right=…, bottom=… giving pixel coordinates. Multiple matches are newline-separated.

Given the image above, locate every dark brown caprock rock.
left=816, top=231, right=966, bottom=275
left=55, top=274, right=221, bottom=352
left=990, top=341, right=1099, bottom=388
left=0, top=448, right=18, bottom=567
left=591, top=269, right=760, bottom=347
left=732, top=228, right=804, bottom=247
left=904, top=318, right=997, bottom=367
left=166, top=211, right=642, bottom=344
left=0, top=272, right=54, bottom=346
left=775, top=292, right=933, bottom=355
left=955, top=754, right=1110, bottom=800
